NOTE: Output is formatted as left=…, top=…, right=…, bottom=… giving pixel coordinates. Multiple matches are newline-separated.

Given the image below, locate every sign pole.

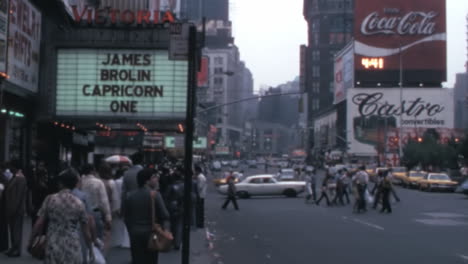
left=182, top=25, right=197, bottom=264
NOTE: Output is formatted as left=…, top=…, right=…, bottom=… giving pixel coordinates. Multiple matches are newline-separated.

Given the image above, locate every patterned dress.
left=38, top=189, right=87, bottom=264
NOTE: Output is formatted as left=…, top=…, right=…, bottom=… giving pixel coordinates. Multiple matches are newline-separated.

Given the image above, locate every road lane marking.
left=343, top=216, right=385, bottom=231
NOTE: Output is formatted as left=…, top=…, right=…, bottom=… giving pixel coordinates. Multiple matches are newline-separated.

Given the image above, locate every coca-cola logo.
left=352, top=93, right=445, bottom=117
left=361, top=11, right=438, bottom=35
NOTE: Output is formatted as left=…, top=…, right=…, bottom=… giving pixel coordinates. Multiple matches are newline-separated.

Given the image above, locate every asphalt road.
left=206, top=165, right=468, bottom=264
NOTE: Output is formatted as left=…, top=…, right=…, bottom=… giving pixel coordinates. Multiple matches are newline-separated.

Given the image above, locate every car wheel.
left=237, top=191, right=250, bottom=199
left=284, top=189, right=297, bottom=198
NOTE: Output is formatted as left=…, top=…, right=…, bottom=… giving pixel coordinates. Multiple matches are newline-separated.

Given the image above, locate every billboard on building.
left=354, top=0, right=446, bottom=85
left=149, top=0, right=181, bottom=17
left=197, top=56, right=209, bottom=88
left=0, top=0, right=9, bottom=74
left=56, top=49, right=188, bottom=119
left=334, top=43, right=354, bottom=104
left=347, top=88, right=454, bottom=156
left=8, top=0, right=41, bottom=93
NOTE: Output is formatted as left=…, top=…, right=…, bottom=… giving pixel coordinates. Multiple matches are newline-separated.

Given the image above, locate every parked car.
left=418, top=173, right=458, bottom=192
left=211, top=160, right=222, bottom=171
left=403, top=171, right=427, bottom=188
left=230, top=160, right=239, bottom=168
left=218, top=174, right=305, bottom=198
left=276, top=168, right=296, bottom=181
left=247, top=160, right=257, bottom=168
left=458, top=178, right=468, bottom=195
left=391, top=167, right=408, bottom=185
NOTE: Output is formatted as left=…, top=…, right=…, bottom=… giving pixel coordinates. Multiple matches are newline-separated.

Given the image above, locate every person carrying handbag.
left=29, top=169, right=94, bottom=264
left=124, top=168, right=171, bottom=264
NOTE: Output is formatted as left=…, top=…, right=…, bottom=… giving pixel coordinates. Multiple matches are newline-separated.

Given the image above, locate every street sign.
left=169, top=23, right=190, bottom=61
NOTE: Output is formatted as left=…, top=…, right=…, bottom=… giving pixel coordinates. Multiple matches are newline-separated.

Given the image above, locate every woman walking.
left=30, top=169, right=94, bottom=264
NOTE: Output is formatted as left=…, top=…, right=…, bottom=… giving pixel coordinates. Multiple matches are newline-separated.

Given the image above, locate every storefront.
left=346, top=88, right=455, bottom=163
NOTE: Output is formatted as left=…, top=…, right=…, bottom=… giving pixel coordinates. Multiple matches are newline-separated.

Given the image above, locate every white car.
left=218, top=174, right=305, bottom=198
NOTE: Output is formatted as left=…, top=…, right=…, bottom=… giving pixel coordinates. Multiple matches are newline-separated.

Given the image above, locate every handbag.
left=147, top=191, right=174, bottom=252
left=28, top=234, right=46, bottom=260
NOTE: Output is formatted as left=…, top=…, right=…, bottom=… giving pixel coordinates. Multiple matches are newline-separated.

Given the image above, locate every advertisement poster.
left=334, top=43, right=353, bottom=104
left=347, top=88, right=454, bottom=156
left=353, top=0, right=446, bottom=84
left=8, top=0, right=41, bottom=92
left=56, top=49, right=188, bottom=119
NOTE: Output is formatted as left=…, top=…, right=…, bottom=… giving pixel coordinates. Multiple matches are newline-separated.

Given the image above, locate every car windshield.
left=410, top=172, right=426, bottom=178
left=430, top=174, right=450, bottom=180
left=392, top=167, right=406, bottom=172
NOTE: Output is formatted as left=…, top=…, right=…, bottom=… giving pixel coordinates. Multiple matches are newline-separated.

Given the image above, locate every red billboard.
left=354, top=0, right=446, bottom=86
left=197, top=56, right=209, bottom=88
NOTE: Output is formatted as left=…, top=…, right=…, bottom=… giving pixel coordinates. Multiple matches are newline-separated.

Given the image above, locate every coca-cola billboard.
left=354, top=0, right=446, bottom=86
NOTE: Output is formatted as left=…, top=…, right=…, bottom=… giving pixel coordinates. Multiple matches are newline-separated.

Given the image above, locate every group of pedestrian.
left=0, top=153, right=209, bottom=264
left=303, top=164, right=400, bottom=214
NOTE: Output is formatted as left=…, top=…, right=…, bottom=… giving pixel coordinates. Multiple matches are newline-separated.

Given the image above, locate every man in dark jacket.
left=3, top=163, right=27, bottom=257
left=221, top=175, right=239, bottom=210
left=124, top=168, right=170, bottom=264
left=121, top=152, right=144, bottom=213
left=166, top=171, right=184, bottom=250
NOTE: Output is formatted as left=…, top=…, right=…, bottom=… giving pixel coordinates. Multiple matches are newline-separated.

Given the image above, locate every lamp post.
left=398, top=44, right=404, bottom=163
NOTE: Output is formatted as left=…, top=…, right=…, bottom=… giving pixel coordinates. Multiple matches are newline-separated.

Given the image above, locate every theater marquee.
left=56, top=49, right=188, bottom=119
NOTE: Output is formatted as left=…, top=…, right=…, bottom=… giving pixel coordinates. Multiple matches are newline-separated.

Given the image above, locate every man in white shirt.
left=195, top=166, right=207, bottom=228
left=80, top=164, right=112, bottom=240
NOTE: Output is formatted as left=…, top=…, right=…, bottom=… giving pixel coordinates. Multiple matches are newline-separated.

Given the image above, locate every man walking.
left=81, top=164, right=112, bottom=242
left=355, top=165, right=369, bottom=213
left=3, top=164, right=27, bottom=257
left=222, top=175, right=239, bottom=210
left=195, top=166, right=207, bottom=228
left=121, top=152, right=144, bottom=207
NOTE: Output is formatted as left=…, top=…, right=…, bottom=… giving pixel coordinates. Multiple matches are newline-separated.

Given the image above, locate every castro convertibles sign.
left=56, top=49, right=188, bottom=119
left=354, top=0, right=446, bottom=85
left=346, top=88, right=453, bottom=155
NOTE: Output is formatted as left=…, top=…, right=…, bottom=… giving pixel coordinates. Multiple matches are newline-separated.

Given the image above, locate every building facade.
left=303, top=0, right=353, bottom=153
left=454, top=73, right=468, bottom=130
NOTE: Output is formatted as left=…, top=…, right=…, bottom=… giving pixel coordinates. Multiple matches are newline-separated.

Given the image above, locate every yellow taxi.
left=213, top=174, right=239, bottom=186
left=390, top=167, right=408, bottom=185
left=370, top=167, right=388, bottom=182
left=418, top=173, right=458, bottom=192
left=402, top=171, right=427, bottom=188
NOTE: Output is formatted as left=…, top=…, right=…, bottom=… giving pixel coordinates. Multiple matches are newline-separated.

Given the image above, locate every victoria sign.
left=56, top=49, right=188, bottom=119
left=353, top=0, right=446, bottom=85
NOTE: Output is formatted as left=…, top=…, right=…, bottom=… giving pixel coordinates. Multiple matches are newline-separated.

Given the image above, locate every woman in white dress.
left=110, top=166, right=130, bottom=248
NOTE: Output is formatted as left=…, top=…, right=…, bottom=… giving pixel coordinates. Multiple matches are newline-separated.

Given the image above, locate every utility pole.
left=182, top=25, right=197, bottom=264
left=398, top=44, right=403, bottom=163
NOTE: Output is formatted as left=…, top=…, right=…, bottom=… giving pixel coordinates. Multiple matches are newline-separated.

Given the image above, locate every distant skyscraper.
left=186, top=0, right=229, bottom=21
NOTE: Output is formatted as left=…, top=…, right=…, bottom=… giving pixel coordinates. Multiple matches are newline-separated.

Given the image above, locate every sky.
left=231, top=0, right=468, bottom=91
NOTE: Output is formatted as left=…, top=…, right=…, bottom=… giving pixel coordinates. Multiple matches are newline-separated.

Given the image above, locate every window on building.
left=214, top=77, right=223, bottom=85
left=329, top=81, right=334, bottom=92
left=313, top=82, right=320, bottom=93
left=313, top=33, right=319, bottom=46
left=329, top=33, right=335, bottom=44
left=312, top=19, right=320, bottom=32
left=312, top=50, right=320, bottom=61
left=214, top=67, right=224, bottom=74
left=214, top=57, right=223, bottom=65
left=312, top=66, right=320, bottom=77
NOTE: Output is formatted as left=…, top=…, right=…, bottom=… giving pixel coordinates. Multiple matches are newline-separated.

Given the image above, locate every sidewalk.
left=0, top=217, right=213, bottom=264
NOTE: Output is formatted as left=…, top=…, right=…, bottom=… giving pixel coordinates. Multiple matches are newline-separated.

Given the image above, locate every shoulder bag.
left=147, top=191, right=174, bottom=252
left=28, top=196, right=50, bottom=260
